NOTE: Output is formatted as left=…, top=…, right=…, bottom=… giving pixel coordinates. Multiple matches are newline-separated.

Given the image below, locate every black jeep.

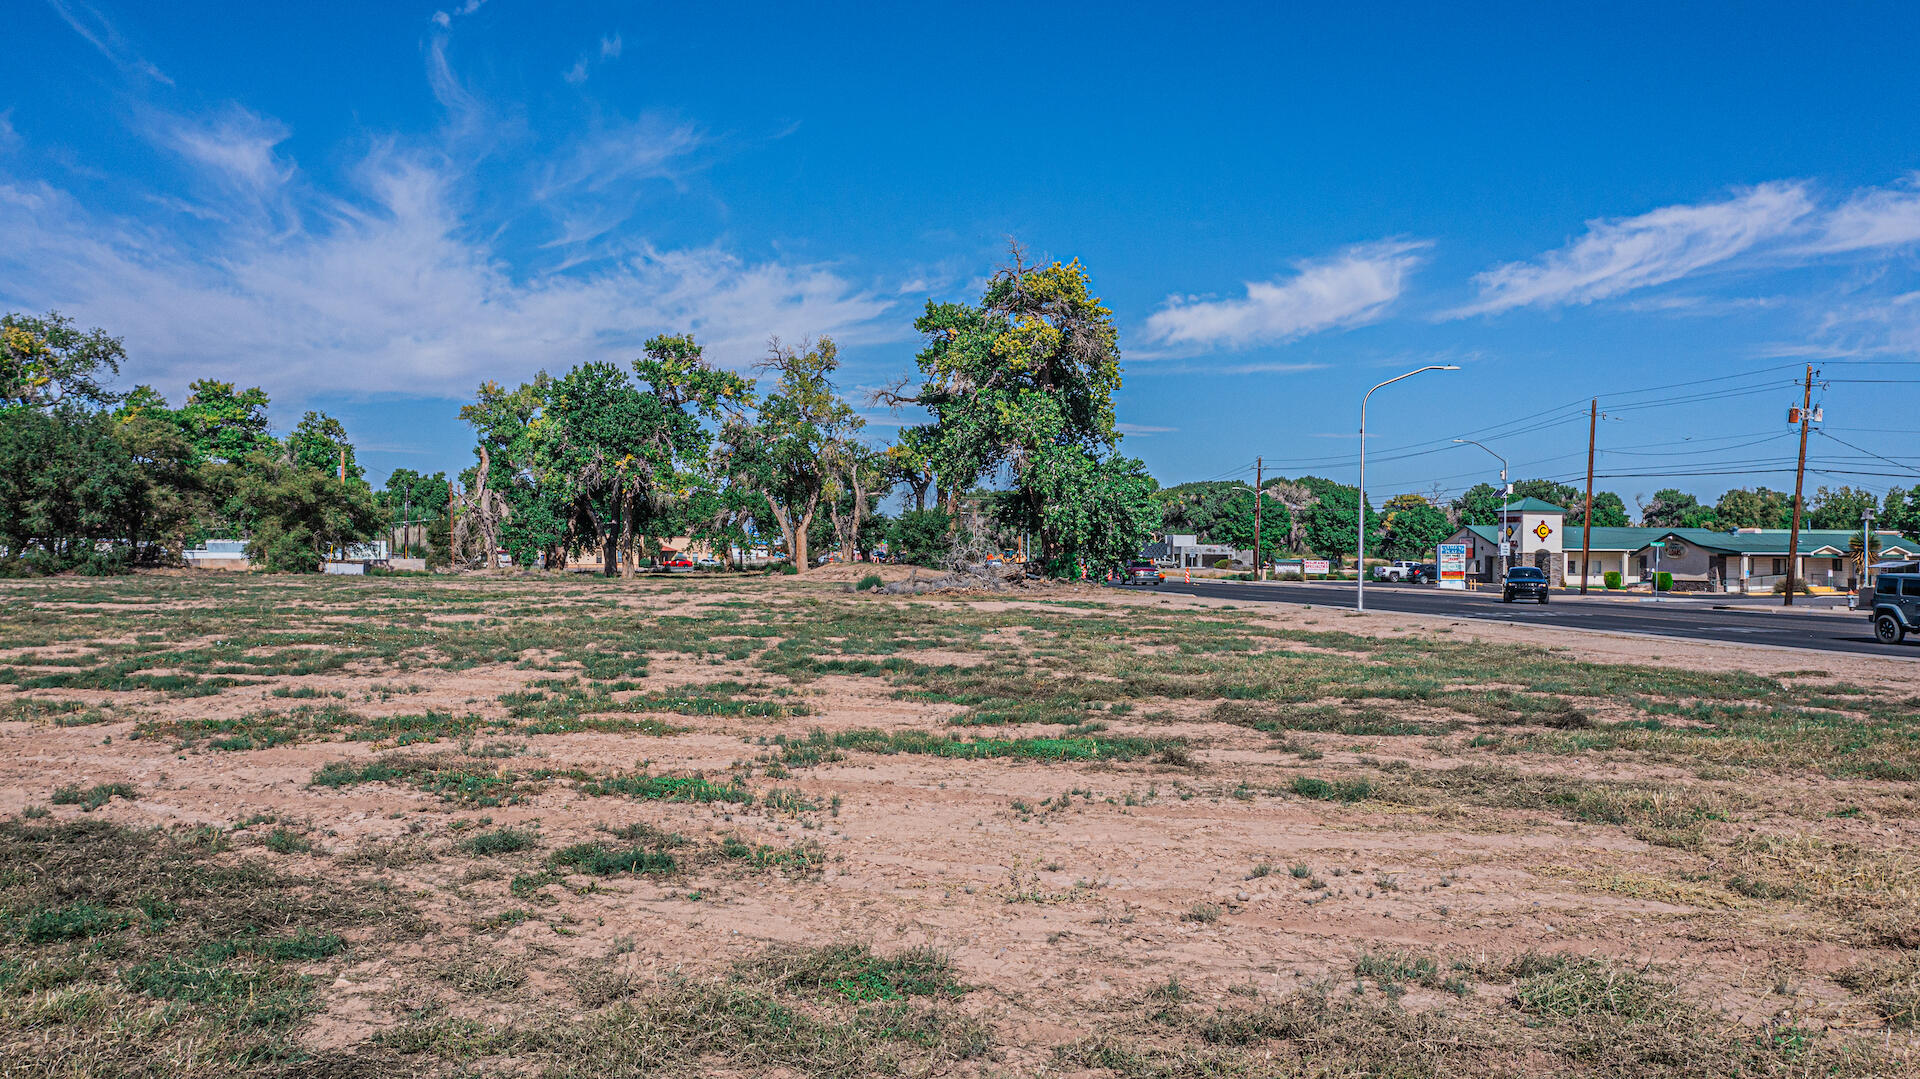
left=1866, top=572, right=1920, bottom=645
left=1502, top=566, right=1551, bottom=604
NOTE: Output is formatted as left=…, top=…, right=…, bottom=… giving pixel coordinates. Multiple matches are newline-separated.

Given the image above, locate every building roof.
left=1497, top=497, right=1567, bottom=514
left=1639, top=529, right=1920, bottom=556
left=1456, top=524, right=1920, bottom=556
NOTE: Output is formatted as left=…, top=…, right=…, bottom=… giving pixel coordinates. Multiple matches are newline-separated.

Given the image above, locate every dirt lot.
left=3, top=570, right=1919, bottom=1077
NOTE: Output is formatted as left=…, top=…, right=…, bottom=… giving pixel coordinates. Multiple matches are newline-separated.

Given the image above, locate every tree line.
left=448, top=255, right=1158, bottom=576
left=1159, top=474, right=1920, bottom=564
left=0, top=311, right=449, bottom=575
left=2, top=253, right=1165, bottom=577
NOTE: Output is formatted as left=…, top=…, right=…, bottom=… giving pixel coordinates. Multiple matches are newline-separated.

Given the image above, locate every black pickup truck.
left=1867, top=572, right=1920, bottom=645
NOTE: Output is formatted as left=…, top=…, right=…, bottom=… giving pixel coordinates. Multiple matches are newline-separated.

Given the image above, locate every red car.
left=663, top=556, right=695, bottom=572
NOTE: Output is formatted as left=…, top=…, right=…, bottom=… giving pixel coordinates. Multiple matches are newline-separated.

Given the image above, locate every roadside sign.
left=1437, top=543, right=1467, bottom=591
left=1303, top=559, right=1330, bottom=577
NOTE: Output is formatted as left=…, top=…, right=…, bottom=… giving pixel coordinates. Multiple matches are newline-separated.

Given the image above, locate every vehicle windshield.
left=1129, top=561, right=1156, bottom=569
left=1507, top=568, right=1546, bottom=579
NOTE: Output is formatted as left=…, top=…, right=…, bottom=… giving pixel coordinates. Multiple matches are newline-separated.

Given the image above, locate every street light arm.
left=1450, top=437, right=1509, bottom=483
left=1358, top=365, right=1459, bottom=613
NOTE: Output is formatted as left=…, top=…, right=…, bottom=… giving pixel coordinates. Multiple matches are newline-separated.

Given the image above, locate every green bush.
left=854, top=573, right=884, bottom=592
left=886, top=508, right=954, bottom=568
left=1653, top=571, right=1673, bottom=591
left=1603, top=570, right=1623, bottom=590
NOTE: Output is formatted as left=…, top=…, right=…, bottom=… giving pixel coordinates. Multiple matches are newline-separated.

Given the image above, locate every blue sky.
left=7, top=2, right=1920, bottom=511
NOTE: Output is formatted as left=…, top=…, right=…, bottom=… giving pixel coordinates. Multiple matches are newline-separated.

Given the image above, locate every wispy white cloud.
left=46, top=0, right=173, bottom=84
left=1804, top=177, right=1920, bottom=254
left=563, top=58, right=590, bottom=85
left=155, top=106, right=294, bottom=194
left=1451, top=182, right=1813, bottom=317
left=1144, top=240, right=1427, bottom=353
left=0, top=158, right=899, bottom=402
left=1115, top=422, right=1177, bottom=436
left=536, top=113, right=704, bottom=199
left=600, top=33, right=623, bottom=60
left=431, top=0, right=485, bottom=29
left=0, top=110, right=18, bottom=154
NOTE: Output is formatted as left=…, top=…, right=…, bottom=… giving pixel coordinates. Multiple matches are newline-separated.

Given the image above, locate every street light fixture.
left=1358, top=365, right=1460, bottom=613
left=1451, top=438, right=1510, bottom=584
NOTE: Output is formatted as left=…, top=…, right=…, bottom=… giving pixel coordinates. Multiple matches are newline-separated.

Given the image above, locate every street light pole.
left=1359, top=365, right=1460, bottom=612
left=1451, top=438, right=1509, bottom=585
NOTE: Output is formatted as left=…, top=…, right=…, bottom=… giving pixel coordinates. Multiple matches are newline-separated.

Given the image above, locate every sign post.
left=1437, top=543, right=1468, bottom=591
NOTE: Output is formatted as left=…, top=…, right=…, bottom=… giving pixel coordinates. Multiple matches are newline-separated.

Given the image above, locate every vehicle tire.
left=1876, top=614, right=1906, bottom=645
left=1502, top=592, right=1513, bottom=603
left=1538, top=594, right=1549, bottom=604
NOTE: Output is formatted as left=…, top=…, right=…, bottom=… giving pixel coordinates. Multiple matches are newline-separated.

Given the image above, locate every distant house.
left=1443, top=499, right=1920, bottom=591
left=184, top=539, right=249, bottom=570
left=1155, top=533, right=1246, bottom=569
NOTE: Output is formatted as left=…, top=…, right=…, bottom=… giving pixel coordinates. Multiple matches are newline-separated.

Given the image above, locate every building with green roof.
left=1444, top=503, right=1920, bottom=592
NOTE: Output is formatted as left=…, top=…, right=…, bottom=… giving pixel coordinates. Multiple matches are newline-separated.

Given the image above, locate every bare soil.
left=2, top=570, right=1917, bottom=1076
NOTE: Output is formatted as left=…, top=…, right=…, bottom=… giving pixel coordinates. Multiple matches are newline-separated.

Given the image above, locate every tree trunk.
left=765, top=493, right=798, bottom=573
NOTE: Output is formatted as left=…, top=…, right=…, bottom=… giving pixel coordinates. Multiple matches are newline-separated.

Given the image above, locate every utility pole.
left=1253, top=456, right=1262, bottom=582
left=1579, top=398, right=1597, bottom=595
left=1784, top=364, right=1814, bottom=607
left=1862, top=506, right=1876, bottom=594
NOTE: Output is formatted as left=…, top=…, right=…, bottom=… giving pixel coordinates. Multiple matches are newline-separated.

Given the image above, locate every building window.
left=1772, top=558, right=1786, bottom=575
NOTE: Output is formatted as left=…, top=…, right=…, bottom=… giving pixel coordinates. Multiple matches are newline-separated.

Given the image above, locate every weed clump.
left=50, top=782, right=137, bottom=811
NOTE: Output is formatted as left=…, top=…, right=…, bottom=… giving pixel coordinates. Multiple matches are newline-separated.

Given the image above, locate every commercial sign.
left=1303, top=559, right=1330, bottom=576
left=1437, top=543, right=1468, bottom=591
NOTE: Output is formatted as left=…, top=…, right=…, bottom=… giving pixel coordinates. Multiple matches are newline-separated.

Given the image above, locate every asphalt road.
left=1128, top=580, right=1913, bottom=659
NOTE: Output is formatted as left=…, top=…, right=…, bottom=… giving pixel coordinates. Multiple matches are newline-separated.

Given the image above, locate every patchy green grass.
left=0, top=818, right=404, bottom=1073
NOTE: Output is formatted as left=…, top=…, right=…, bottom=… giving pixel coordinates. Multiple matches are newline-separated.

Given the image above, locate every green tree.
left=1510, top=479, right=1582, bottom=509
left=1714, top=487, right=1793, bottom=530
left=1883, top=487, right=1919, bottom=537
left=1, top=311, right=126, bottom=410
left=377, top=469, right=452, bottom=562
left=890, top=252, right=1157, bottom=574
left=1639, top=488, right=1704, bottom=528
left=1297, top=478, right=1379, bottom=564
left=1378, top=494, right=1453, bottom=560
left=238, top=455, right=382, bottom=573
left=1567, top=490, right=1630, bottom=528
left=722, top=337, right=859, bottom=573
left=287, top=411, right=364, bottom=482
left=178, top=380, right=274, bottom=463
left=0, top=408, right=147, bottom=574
left=1452, top=483, right=1506, bottom=527
left=1808, top=485, right=1880, bottom=530
left=887, top=508, right=955, bottom=568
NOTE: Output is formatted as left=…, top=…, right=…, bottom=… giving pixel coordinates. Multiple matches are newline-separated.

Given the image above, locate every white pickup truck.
left=1372, top=561, right=1424, bottom=582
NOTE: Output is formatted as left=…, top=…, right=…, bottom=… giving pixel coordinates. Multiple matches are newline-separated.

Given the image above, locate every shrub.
left=855, top=573, right=884, bottom=592
left=1603, top=570, right=1622, bottom=590
left=1654, top=571, right=1673, bottom=591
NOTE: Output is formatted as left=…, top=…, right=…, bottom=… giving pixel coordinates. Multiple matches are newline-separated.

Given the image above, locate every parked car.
left=1502, top=565, right=1551, bottom=604
left=1123, top=560, right=1163, bottom=587
left=1410, top=563, right=1437, bottom=584
left=1866, top=572, right=1920, bottom=644
left=694, top=554, right=722, bottom=569
left=1372, top=560, right=1424, bottom=582
left=663, top=556, right=695, bottom=572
